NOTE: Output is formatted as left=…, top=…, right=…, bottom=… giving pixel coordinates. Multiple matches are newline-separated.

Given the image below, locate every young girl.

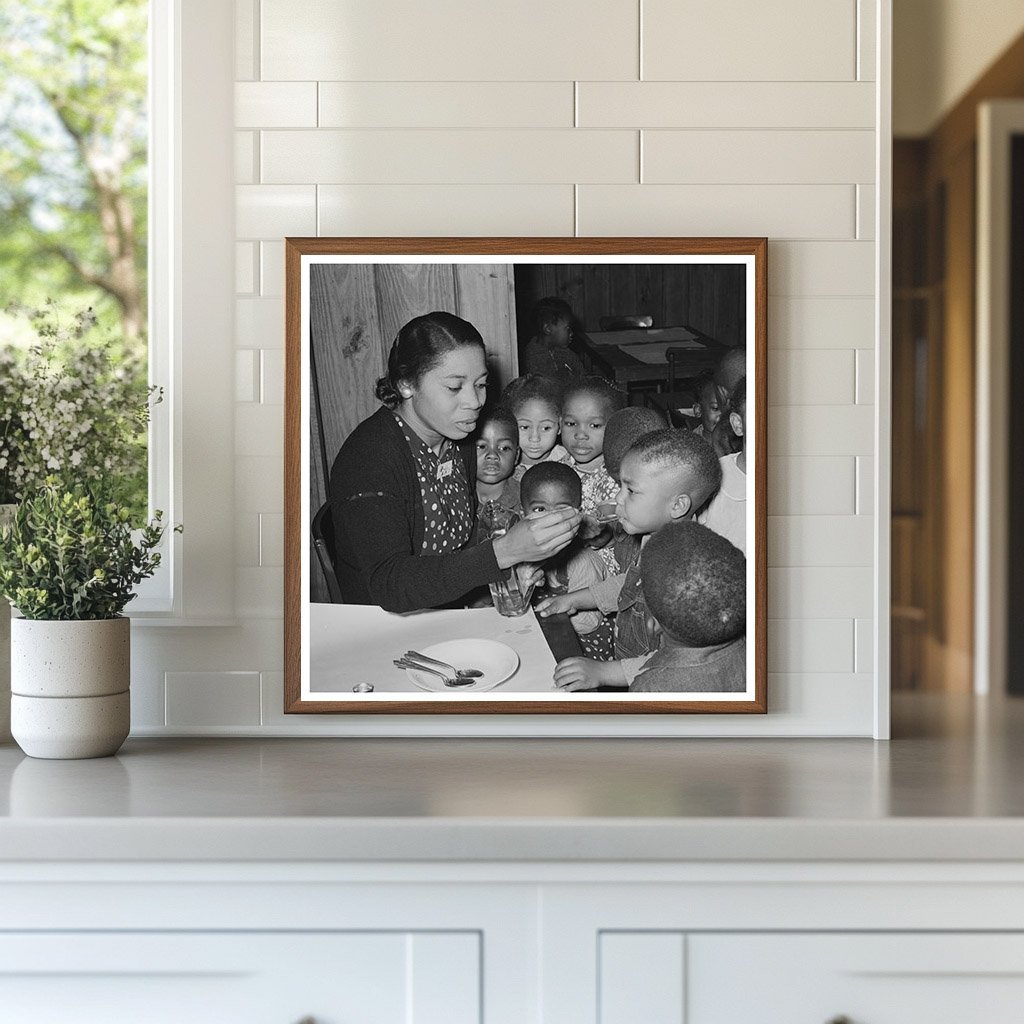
left=500, top=375, right=571, bottom=481
left=560, top=376, right=626, bottom=518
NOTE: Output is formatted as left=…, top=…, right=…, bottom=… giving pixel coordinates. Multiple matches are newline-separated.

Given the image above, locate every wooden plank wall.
left=308, top=263, right=518, bottom=602
left=513, top=263, right=746, bottom=349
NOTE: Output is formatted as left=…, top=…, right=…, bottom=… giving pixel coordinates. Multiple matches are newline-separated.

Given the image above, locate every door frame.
left=975, top=100, right=1024, bottom=695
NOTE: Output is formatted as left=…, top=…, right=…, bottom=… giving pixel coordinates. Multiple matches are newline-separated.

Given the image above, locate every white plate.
left=403, top=639, right=520, bottom=693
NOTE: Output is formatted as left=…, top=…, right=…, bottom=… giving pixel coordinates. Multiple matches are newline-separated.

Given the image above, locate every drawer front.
left=0, top=932, right=480, bottom=1024
left=687, top=933, right=1024, bottom=1024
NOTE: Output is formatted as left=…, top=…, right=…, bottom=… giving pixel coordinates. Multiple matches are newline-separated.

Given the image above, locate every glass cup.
left=485, top=506, right=533, bottom=617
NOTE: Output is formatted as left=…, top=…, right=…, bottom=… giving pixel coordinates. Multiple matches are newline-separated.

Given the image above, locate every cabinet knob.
left=293, top=1018, right=316, bottom=1024
left=826, top=1017, right=854, bottom=1024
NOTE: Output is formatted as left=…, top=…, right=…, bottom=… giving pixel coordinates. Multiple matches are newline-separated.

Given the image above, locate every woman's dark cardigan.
left=329, top=406, right=502, bottom=612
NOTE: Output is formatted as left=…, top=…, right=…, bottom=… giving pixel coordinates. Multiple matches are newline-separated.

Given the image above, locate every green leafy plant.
left=0, top=478, right=176, bottom=620
left=0, top=300, right=156, bottom=516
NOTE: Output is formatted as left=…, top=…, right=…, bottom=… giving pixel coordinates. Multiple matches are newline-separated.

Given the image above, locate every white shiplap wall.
left=133, top=0, right=888, bottom=737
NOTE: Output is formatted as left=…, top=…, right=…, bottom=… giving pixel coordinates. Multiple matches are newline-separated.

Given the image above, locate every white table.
left=309, top=603, right=558, bottom=694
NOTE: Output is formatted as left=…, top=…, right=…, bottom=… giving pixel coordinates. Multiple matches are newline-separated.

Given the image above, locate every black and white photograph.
left=284, top=238, right=766, bottom=715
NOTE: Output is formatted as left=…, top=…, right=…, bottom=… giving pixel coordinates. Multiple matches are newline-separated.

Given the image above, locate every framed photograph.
left=284, top=238, right=766, bottom=715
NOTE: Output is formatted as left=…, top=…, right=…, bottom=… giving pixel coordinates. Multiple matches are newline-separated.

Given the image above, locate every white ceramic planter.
left=10, top=617, right=130, bottom=759
left=0, top=502, right=15, bottom=744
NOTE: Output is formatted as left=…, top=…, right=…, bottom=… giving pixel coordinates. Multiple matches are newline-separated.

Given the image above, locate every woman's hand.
left=492, top=507, right=581, bottom=568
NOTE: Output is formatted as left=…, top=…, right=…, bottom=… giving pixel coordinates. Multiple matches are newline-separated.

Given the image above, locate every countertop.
left=2, top=692, right=1023, bottom=862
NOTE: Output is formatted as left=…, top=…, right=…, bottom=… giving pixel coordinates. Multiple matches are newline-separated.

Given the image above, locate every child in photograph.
left=600, top=404, right=668, bottom=574
left=560, top=376, right=627, bottom=516
left=691, top=371, right=722, bottom=439
left=521, top=296, right=585, bottom=381
left=501, top=374, right=572, bottom=481
left=630, top=520, right=746, bottom=693
left=709, top=346, right=746, bottom=457
left=538, top=428, right=722, bottom=691
left=473, top=408, right=521, bottom=517
left=700, top=376, right=747, bottom=554
left=520, top=462, right=614, bottom=660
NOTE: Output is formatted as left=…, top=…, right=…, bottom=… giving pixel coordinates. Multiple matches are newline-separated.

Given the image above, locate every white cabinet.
left=3, top=863, right=1024, bottom=1023
left=0, top=933, right=480, bottom=1024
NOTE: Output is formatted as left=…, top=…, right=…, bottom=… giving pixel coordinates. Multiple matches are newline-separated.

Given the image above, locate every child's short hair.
left=730, top=376, right=747, bottom=414
left=603, top=406, right=668, bottom=482
left=531, top=296, right=574, bottom=336
left=713, top=347, right=746, bottom=405
left=477, top=406, right=518, bottom=439
left=641, top=521, right=745, bottom=647
left=520, top=461, right=582, bottom=509
left=500, top=374, right=564, bottom=416
left=625, top=429, right=722, bottom=510
left=562, top=375, right=627, bottom=417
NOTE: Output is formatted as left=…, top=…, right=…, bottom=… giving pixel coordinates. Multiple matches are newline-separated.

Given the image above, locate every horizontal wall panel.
left=767, top=458, right=856, bottom=516
left=770, top=567, right=874, bottom=619
left=579, top=82, right=874, bottom=129
left=260, top=241, right=286, bottom=297
left=235, top=566, right=284, bottom=618
left=769, top=350, right=856, bottom=405
left=856, top=349, right=875, bottom=403
left=855, top=618, right=873, bottom=673
left=235, top=242, right=255, bottom=294
left=261, top=0, right=639, bottom=81
left=769, top=405, right=874, bottom=456
left=319, top=82, right=574, bottom=128
left=578, top=184, right=855, bottom=238
left=769, top=297, right=875, bottom=349
left=642, top=0, right=857, bottom=81
left=234, top=131, right=256, bottom=184
left=235, top=298, right=285, bottom=350
left=768, top=241, right=874, bottom=296
left=643, top=130, right=874, bottom=185
left=859, top=0, right=877, bottom=81
left=857, top=183, right=876, bottom=238
left=259, top=513, right=284, bottom=567
left=768, top=515, right=873, bottom=566
left=765, top=671, right=874, bottom=731
left=768, top=619, right=855, bottom=673
left=318, top=184, right=575, bottom=236
left=236, top=184, right=316, bottom=237
left=235, top=404, right=284, bottom=458
left=856, top=455, right=875, bottom=514
left=261, top=130, right=639, bottom=184
left=235, top=82, right=317, bottom=127
left=235, top=350, right=258, bottom=403
left=165, top=672, right=262, bottom=728
left=235, top=456, right=283, bottom=512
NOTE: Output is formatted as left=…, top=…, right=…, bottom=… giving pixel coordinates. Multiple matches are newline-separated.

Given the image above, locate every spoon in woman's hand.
left=404, top=650, right=484, bottom=678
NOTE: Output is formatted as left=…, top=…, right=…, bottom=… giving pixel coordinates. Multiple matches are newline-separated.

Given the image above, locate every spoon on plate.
left=393, top=658, right=477, bottom=687
left=404, top=650, right=484, bottom=678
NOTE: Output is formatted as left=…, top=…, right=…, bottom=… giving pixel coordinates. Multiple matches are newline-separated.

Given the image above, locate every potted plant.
left=0, top=301, right=157, bottom=748
left=0, top=480, right=171, bottom=758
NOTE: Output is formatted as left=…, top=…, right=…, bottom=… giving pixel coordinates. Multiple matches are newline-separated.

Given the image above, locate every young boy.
left=521, top=296, right=585, bottom=381
left=537, top=428, right=722, bottom=690
left=630, top=520, right=746, bottom=692
left=520, top=462, right=613, bottom=660
left=700, top=376, right=746, bottom=554
left=602, top=405, right=668, bottom=484
left=474, top=408, right=521, bottom=514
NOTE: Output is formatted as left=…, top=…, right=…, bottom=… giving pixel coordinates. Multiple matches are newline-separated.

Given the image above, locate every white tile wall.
left=578, top=83, right=874, bottom=129
left=641, top=0, right=857, bottom=81
left=138, top=0, right=886, bottom=738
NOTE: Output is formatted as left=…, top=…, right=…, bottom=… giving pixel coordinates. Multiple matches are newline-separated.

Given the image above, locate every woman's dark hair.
left=499, top=373, right=565, bottom=417
left=375, top=311, right=485, bottom=408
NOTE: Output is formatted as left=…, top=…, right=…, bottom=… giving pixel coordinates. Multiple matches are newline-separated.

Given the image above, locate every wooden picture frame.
left=285, top=238, right=767, bottom=715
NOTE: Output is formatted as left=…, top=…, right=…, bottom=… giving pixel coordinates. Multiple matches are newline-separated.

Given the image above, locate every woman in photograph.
left=328, top=311, right=581, bottom=613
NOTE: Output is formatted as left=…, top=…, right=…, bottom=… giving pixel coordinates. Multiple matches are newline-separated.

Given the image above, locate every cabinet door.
left=689, top=933, right=1024, bottom=1024
left=0, top=932, right=480, bottom=1024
